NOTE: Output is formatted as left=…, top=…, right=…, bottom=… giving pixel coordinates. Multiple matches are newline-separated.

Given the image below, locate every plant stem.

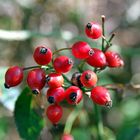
left=62, top=74, right=72, bottom=85
left=64, top=108, right=80, bottom=134
left=64, top=102, right=83, bottom=134
left=53, top=47, right=72, bottom=55
left=23, top=65, right=41, bottom=71
left=93, top=67, right=104, bottom=140
left=104, top=33, right=115, bottom=52
left=94, top=104, right=104, bottom=140
left=101, top=15, right=105, bottom=51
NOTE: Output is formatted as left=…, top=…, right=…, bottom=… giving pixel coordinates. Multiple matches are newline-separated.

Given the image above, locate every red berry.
left=33, top=45, right=52, bottom=65
left=4, top=66, right=23, bottom=88
left=105, top=51, right=124, bottom=67
left=53, top=56, right=73, bottom=73
left=71, top=41, right=93, bottom=59
left=61, top=134, right=74, bottom=140
left=47, top=87, right=65, bottom=104
left=46, top=104, right=63, bottom=124
left=85, top=22, right=102, bottom=39
left=91, top=86, right=112, bottom=107
left=27, top=68, right=46, bottom=94
left=46, top=73, right=64, bottom=89
left=86, top=48, right=107, bottom=68
left=65, top=86, right=83, bottom=105
left=80, top=70, right=97, bottom=88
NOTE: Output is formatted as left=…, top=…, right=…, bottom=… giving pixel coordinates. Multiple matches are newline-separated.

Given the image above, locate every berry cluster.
left=4, top=16, right=124, bottom=139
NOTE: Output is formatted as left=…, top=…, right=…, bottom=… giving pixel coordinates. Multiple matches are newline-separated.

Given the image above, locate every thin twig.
left=103, top=33, right=115, bottom=52
left=23, top=65, right=41, bottom=71
left=101, top=15, right=105, bottom=51
left=64, top=102, right=83, bottom=134
left=53, top=47, right=72, bottom=55
left=62, top=74, right=72, bottom=85
left=94, top=104, right=104, bottom=140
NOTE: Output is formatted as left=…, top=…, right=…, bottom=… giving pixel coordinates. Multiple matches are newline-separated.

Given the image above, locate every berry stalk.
left=62, top=74, right=72, bottom=85
left=94, top=104, right=104, bottom=140
left=23, top=65, right=41, bottom=71
left=93, top=66, right=104, bottom=140
left=23, top=65, right=53, bottom=72
left=53, top=47, right=72, bottom=55
left=103, top=33, right=115, bottom=52
left=101, top=15, right=105, bottom=51
left=63, top=102, right=83, bottom=134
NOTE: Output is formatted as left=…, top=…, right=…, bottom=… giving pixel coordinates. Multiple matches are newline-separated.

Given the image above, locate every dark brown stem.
left=101, top=15, right=105, bottom=51
left=23, top=65, right=41, bottom=71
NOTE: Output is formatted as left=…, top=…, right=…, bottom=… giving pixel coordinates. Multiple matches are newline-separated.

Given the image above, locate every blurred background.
left=0, top=0, right=140, bottom=140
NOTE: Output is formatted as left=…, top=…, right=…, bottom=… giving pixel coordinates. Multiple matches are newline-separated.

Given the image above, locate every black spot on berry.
left=69, top=92, right=77, bottom=102
left=85, top=73, right=91, bottom=80
left=4, top=83, right=10, bottom=89
left=32, top=89, right=39, bottom=95
left=86, top=23, right=92, bottom=29
left=48, top=96, right=55, bottom=104
left=40, top=48, right=48, bottom=54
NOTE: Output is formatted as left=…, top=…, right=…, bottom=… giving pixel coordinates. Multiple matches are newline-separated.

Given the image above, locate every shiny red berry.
left=46, top=73, right=64, bottom=89
left=80, top=70, right=97, bottom=88
left=86, top=48, right=107, bottom=68
left=61, top=134, right=74, bottom=140
left=85, top=22, right=102, bottom=39
left=46, top=104, right=63, bottom=124
left=4, top=66, right=23, bottom=88
left=27, top=68, right=46, bottom=94
left=65, top=86, right=83, bottom=105
left=53, top=56, right=73, bottom=73
left=105, top=51, right=124, bottom=67
left=46, top=87, right=65, bottom=104
left=71, top=41, right=93, bottom=59
left=91, top=86, right=112, bottom=107
left=33, top=45, right=52, bottom=65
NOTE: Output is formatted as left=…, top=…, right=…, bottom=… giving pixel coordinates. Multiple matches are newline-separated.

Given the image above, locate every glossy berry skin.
left=61, top=134, right=74, bottom=140
left=80, top=70, right=97, bottom=88
left=53, top=56, right=73, bottom=73
left=47, top=87, right=65, bottom=104
left=46, top=104, right=63, bottom=124
left=46, top=73, right=64, bottom=89
left=105, top=51, right=124, bottom=67
left=85, top=22, right=102, bottom=39
left=4, top=66, right=23, bottom=88
left=33, top=46, right=52, bottom=65
left=86, top=48, right=107, bottom=68
left=27, top=69, right=46, bottom=94
left=71, top=41, right=93, bottom=59
left=65, top=86, right=83, bottom=105
left=91, top=86, right=112, bottom=107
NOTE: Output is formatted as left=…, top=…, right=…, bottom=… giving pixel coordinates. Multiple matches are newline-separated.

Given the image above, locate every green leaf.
left=14, top=87, right=44, bottom=140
